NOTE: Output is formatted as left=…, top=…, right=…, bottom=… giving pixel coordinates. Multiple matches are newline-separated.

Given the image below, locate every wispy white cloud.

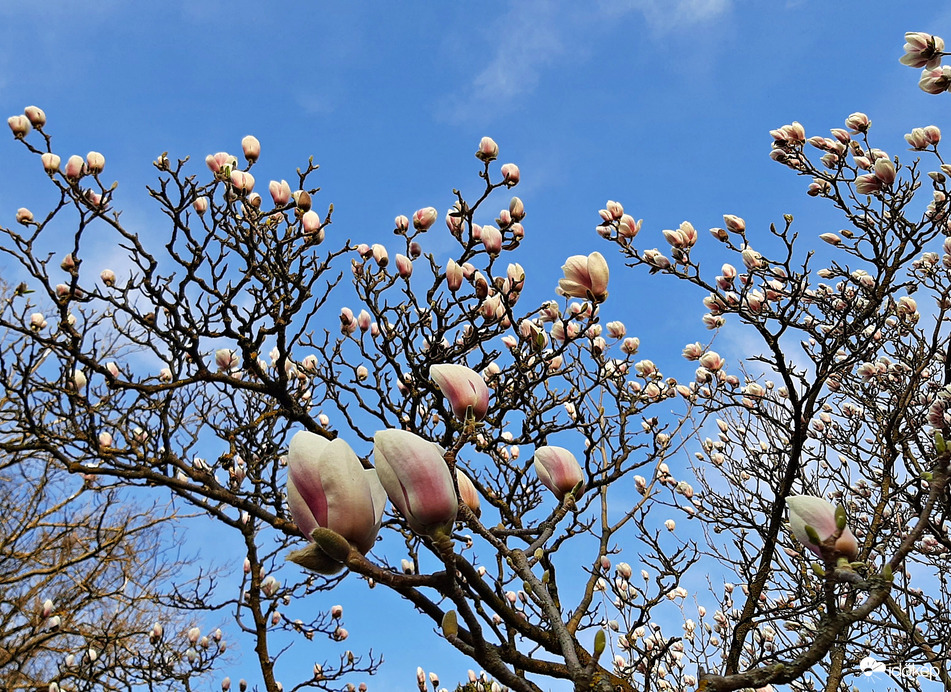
left=441, top=0, right=731, bottom=124
left=600, top=0, right=732, bottom=32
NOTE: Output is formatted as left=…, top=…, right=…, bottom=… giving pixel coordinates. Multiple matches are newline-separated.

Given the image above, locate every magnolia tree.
left=3, top=32, right=951, bottom=692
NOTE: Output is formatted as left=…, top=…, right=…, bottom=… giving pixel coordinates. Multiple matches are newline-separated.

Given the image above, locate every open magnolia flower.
left=786, top=495, right=858, bottom=560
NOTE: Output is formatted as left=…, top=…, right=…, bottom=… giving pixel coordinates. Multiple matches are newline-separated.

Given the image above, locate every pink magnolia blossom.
left=86, top=151, right=105, bottom=174
left=920, top=65, right=951, bottom=94
left=395, top=253, right=413, bottom=278
left=500, top=163, right=520, bottom=186
left=7, top=115, right=30, bottom=138
left=269, top=180, right=291, bottom=205
left=193, top=196, right=209, bottom=215
left=476, top=136, right=499, bottom=162
left=481, top=224, right=503, bottom=255
left=456, top=468, right=481, bottom=517
left=534, top=446, right=585, bottom=501
left=786, top=495, right=858, bottom=560
left=287, top=432, right=386, bottom=554
left=24, top=106, right=46, bottom=127
left=206, top=152, right=237, bottom=176
left=373, top=429, right=458, bottom=538
left=430, top=364, right=490, bottom=422
left=41, top=153, right=61, bottom=173
left=558, top=252, right=609, bottom=302
left=446, top=259, right=464, bottom=292
left=241, top=135, right=261, bottom=162
left=413, top=206, right=438, bottom=231
left=229, top=170, right=255, bottom=193
left=900, top=32, right=945, bottom=69
left=65, top=155, right=85, bottom=181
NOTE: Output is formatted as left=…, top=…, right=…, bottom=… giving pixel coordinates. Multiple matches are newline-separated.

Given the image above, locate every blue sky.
left=3, top=1, right=951, bottom=690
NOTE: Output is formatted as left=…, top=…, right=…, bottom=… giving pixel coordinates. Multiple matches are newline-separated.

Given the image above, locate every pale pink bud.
left=873, top=157, right=896, bottom=185
left=500, top=163, right=520, bottom=186
left=413, top=207, right=438, bottom=231
left=16, top=207, right=33, bottom=224
left=24, top=106, right=46, bottom=127
left=86, top=151, right=105, bottom=174
left=72, top=369, right=87, bottom=390
left=430, top=364, right=490, bottom=422
left=65, top=155, right=85, bottom=181
left=98, top=431, right=113, bottom=449
left=159, top=367, right=173, bottom=382
left=241, top=135, right=261, bottom=162
left=509, top=196, right=525, bottom=221
left=481, top=224, right=503, bottom=255
left=331, top=604, right=343, bottom=619
left=7, top=114, right=31, bottom=138
left=100, top=269, right=116, bottom=286
left=302, top=209, right=321, bottom=234
left=41, top=152, right=61, bottom=173
left=664, top=519, right=676, bottom=531
left=286, top=432, right=387, bottom=554
left=558, top=252, right=609, bottom=302
left=373, top=429, right=457, bottom=537
left=395, top=253, right=413, bottom=278
left=29, top=312, right=47, bottom=330
left=845, top=112, right=871, bottom=133
left=188, top=626, right=201, bottom=644
left=786, top=495, right=857, bottom=560
left=357, top=310, right=371, bottom=331
left=456, top=468, right=481, bottom=517
left=215, top=348, right=238, bottom=372
left=269, top=180, right=291, bottom=205
left=533, top=446, right=584, bottom=501
left=723, top=215, right=745, bottom=233
left=476, top=136, right=499, bottom=162
left=41, top=598, right=54, bottom=618
left=371, top=243, right=389, bottom=266
left=446, top=259, right=464, bottom=292
left=617, top=562, right=632, bottom=579
left=193, top=196, right=209, bottom=215
left=230, top=170, right=255, bottom=192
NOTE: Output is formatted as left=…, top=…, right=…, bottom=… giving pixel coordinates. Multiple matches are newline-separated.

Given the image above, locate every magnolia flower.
left=41, top=152, right=61, bottom=173
left=241, top=135, right=261, bottom=162
left=900, top=32, right=945, bottom=69
left=430, top=364, right=490, bottom=422
left=919, top=65, right=951, bottom=94
left=373, top=429, right=457, bottom=538
left=476, top=136, right=499, bottom=162
left=534, top=446, right=585, bottom=501
left=786, top=495, right=858, bottom=560
left=269, top=179, right=291, bottom=205
left=500, top=163, right=520, bottom=186
left=286, top=432, right=387, bottom=557
left=558, top=252, right=609, bottom=302
left=456, top=468, right=481, bottom=517
left=86, top=151, right=105, bottom=174
left=413, top=206, right=438, bottom=231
